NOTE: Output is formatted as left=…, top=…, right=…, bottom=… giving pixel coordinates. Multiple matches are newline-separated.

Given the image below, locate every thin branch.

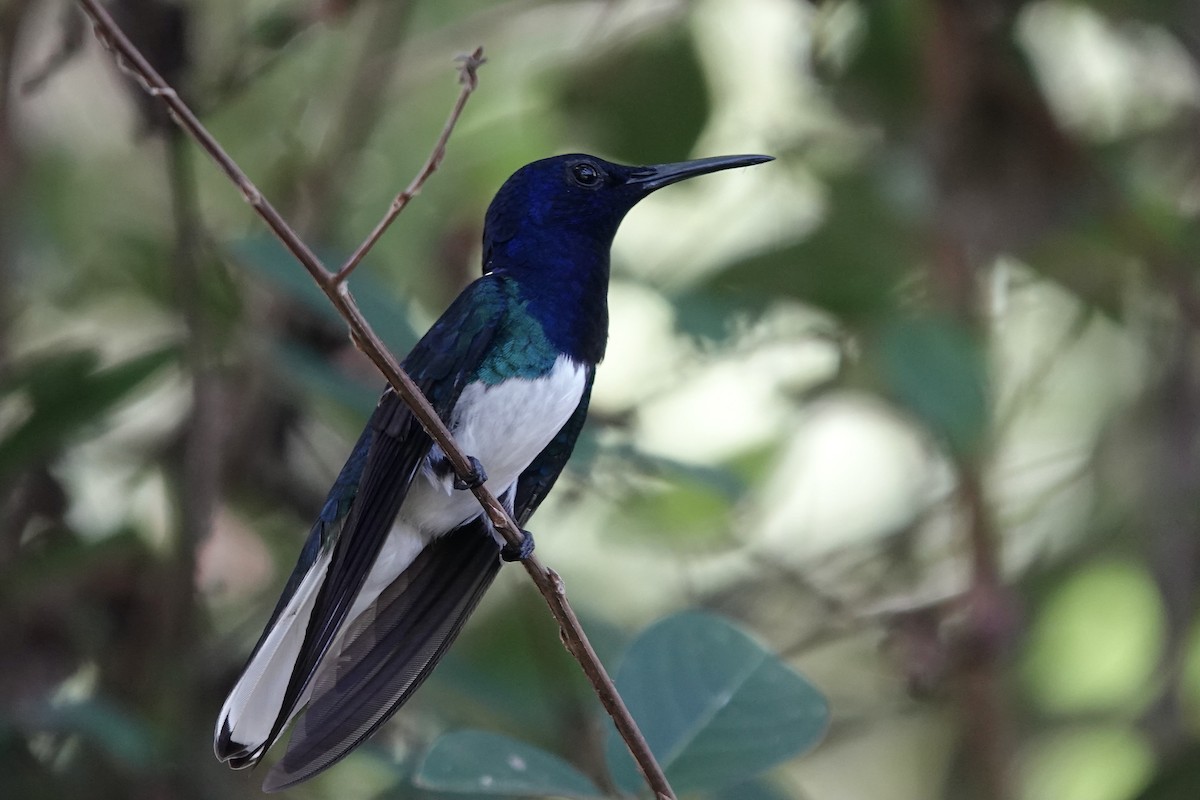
left=956, top=466, right=1016, bottom=800
left=333, top=47, right=485, bottom=284
left=76, top=2, right=676, bottom=797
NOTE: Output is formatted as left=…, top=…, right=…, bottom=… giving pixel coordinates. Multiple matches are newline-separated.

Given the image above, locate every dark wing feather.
left=262, top=521, right=501, bottom=792
left=216, top=427, right=373, bottom=765
left=253, top=278, right=507, bottom=760
left=261, top=363, right=593, bottom=788
left=513, top=367, right=594, bottom=524
left=231, top=424, right=372, bottom=676
left=258, top=395, right=426, bottom=745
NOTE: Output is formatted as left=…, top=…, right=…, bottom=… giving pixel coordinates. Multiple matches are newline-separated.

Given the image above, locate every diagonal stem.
left=332, top=47, right=485, bottom=285
left=75, top=2, right=675, bottom=798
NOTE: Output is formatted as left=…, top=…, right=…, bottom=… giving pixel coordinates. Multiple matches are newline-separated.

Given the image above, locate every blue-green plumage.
left=215, top=151, right=772, bottom=790
left=470, top=280, right=561, bottom=385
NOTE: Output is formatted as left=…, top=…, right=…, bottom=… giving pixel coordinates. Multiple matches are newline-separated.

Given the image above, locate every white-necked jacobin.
left=214, top=152, right=772, bottom=791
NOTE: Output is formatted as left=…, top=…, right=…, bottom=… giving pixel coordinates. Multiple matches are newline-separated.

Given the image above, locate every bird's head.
left=480, top=152, right=771, bottom=364
left=482, top=153, right=772, bottom=271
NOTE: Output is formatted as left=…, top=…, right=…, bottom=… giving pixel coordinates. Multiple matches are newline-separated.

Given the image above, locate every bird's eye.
left=571, top=162, right=602, bottom=187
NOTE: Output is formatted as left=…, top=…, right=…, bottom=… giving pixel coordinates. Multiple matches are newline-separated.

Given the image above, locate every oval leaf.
left=415, top=730, right=603, bottom=798
left=606, top=611, right=829, bottom=794
left=875, top=315, right=988, bottom=457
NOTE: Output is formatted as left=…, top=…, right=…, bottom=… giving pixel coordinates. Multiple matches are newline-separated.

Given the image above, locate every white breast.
left=342, top=354, right=586, bottom=654
left=398, top=354, right=587, bottom=534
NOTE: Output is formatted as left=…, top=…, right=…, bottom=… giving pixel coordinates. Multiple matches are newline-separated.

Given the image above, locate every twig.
left=76, top=2, right=676, bottom=797
left=333, top=47, right=485, bottom=283
left=956, top=466, right=1016, bottom=800
left=922, top=0, right=1021, bottom=793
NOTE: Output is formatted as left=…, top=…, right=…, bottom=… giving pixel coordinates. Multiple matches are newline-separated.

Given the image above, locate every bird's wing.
left=263, top=366, right=595, bottom=788
left=264, top=279, right=505, bottom=743
left=215, top=278, right=506, bottom=768
left=261, top=363, right=593, bottom=790
left=514, top=366, right=594, bottom=524
left=262, top=518, right=501, bottom=791
left=240, top=425, right=373, bottom=675
left=214, top=426, right=373, bottom=768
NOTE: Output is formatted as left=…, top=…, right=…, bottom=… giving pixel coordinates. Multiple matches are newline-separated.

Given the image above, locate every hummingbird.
left=214, top=152, right=772, bottom=790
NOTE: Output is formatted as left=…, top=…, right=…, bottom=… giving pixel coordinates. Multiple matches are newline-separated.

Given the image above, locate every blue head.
left=482, top=153, right=772, bottom=363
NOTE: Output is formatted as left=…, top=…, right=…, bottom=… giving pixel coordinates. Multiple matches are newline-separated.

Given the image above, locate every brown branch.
left=921, top=0, right=1025, bottom=793
left=76, top=2, right=676, bottom=797
left=956, top=466, right=1016, bottom=800
left=333, top=47, right=485, bottom=284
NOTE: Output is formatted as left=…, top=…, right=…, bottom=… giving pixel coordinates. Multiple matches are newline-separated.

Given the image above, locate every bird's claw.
left=453, top=456, right=487, bottom=490
left=501, top=530, right=535, bottom=562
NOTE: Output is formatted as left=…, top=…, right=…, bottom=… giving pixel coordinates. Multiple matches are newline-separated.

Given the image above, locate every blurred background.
left=2, top=0, right=1200, bottom=798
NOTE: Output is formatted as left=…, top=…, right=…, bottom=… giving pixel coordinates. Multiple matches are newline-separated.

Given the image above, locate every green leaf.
left=605, top=611, right=829, bottom=794
left=0, top=349, right=99, bottom=399
left=414, top=730, right=603, bottom=798
left=873, top=315, right=988, bottom=457
left=432, top=601, right=628, bottom=736
left=0, top=347, right=176, bottom=475
left=669, top=289, right=770, bottom=344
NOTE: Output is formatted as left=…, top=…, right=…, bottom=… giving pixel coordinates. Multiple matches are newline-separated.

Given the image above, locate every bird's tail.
left=261, top=520, right=501, bottom=791
left=214, top=547, right=334, bottom=768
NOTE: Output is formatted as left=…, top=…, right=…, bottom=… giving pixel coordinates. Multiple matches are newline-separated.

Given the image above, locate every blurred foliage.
left=0, top=345, right=176, bottom=475
left=416, top=729, right=608, bottom=798
left=3, top=0, right=1200, bottom=799
left=603, top=612, right=828, bottom=795
left=417, top=612, right=827, bottom=797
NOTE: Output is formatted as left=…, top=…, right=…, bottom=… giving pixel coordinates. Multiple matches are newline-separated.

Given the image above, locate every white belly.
left=402, top=353, right=587, bottom=533
left=350, top=354, right=586, bottom=618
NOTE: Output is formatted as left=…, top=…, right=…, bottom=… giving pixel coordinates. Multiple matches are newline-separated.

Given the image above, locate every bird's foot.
left=453, top=456, right=488, bottom=490
left=501, top=530, right=535, bottom=562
